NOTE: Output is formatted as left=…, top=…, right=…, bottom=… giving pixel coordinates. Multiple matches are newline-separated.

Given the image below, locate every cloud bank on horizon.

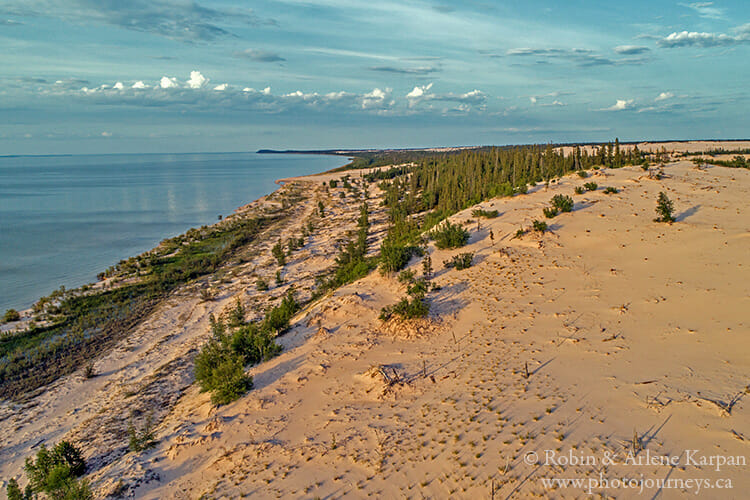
left=0, top=0, right=748, bottom=153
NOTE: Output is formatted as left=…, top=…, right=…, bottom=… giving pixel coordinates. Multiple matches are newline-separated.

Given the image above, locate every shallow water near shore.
left=0, top=152, right=344, bottom=311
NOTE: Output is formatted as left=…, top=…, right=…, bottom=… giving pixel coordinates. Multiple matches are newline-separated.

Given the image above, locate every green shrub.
left=23, top=441, right=90, bottom=500
left=6, top=478, right=32, bottom=500
left=550, top=194, right=574, bottom=213
left=471, top=208, right=499, bottom=219
left=654, top=191, right=675, bottom=223
left=398, top=269, right=416, bottom=284
left=543, top=207, right=559, bottom=218
left=271, top=240, right=286, bottom=266
left=574, top=186, right=585, bottom=195
left=3, top=309, right=20, bottom=322
left=194, top=343, right=253, bottom=405
left=262, top=290, right=299, bottom=334
left=256, top=277, right=269, bottom=291
left=532, top=220, right=548, bottom=232
left=328, top=179, right=338, bottom=188
left=380, top=277, right=430, bottom=320
left=380, top=240, right=414, bottom=274
left=317, top=201, right=325, bottom=217
left=513, top=228, right=526, bottom=239
left=604, top=186, right=619, bottom=194
left=430, top=221, right=470, bottom=249
left=577, top=170, right=588, bottom=178
left=443, top=252, right=474, bottom=270
left=421, top=254, right=432, bottom=279
left=128, top=415, right=157, bottom=452
left=584, top=182, right=598, bottom=191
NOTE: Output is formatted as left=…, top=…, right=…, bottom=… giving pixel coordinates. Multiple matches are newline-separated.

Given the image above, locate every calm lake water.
left=0, top=153, right=344, bottom=311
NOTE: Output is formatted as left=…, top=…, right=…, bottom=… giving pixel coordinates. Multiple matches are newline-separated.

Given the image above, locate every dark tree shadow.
left=675, top=205, right=700, bottom=222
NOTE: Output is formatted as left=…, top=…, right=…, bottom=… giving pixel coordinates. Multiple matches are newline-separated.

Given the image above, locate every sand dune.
left=1, top=146, right=748, bottom=499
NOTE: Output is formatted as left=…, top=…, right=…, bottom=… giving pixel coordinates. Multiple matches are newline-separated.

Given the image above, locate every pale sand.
left=1, top=143, right=748, bottom=499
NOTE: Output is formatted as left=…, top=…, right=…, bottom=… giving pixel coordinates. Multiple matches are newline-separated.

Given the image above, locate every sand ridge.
left=1, top=148, right=749, bottom=499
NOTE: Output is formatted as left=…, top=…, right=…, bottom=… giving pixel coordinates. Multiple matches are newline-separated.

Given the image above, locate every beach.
left=1, top=142, right=749, bottom=498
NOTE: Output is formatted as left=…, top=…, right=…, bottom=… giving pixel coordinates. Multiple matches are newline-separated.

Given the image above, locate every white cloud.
left=159, top=76, right=178, bottom=89
left=101, top=131, right=112, bottom=137
left=681, top=2, right=726, bottom=20
left=186, top=71, right=207, bottom=89
left=529, top=96, right=537, bottom=104
left=614, top=45, right=650, bottom=55
left=113, top=81, right=124, bottom=90
left=604, top=99, right=634, bottom=111
left=406, top=83, right=433, bottom=99
left=132, top=81, right=146, bottom=89
left=361, top=87, right=392, bottom=109
left=214, top=83, right=228, bottom=91
left=658, top=26, right=750, bottom=48
left=655, top=91, right=674, bottom=102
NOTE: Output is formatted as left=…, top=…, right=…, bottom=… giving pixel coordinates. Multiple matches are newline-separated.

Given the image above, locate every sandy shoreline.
left=1, top=142, right=749, bottom=499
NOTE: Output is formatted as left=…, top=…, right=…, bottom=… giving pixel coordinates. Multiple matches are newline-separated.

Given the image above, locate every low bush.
left=550, top=194, right=574, bottom=213
left=471, top=208, right=499, bottom=219
left=380, top=277, right=430, bottom=320
left=443, top=252, right=474, bottom=270
left=195, top=291, right=296, bottom=405
left=604, top=186, right=619, bottom=194
left=532, top=220, right=548, bottom=232
left=3, top=309, right=20, bottom=323
left=574, top=186, right=585, bottom=195
left=128, top=415, right=157, bottom=452
left=21, top=441, right=90, bottom=499
left=271, top=240, right=286, bottom=266
left=584, top=182, right=598, bottom=191
left=577, top=170, right=588, bottom=178
left=430, top=221, right=470, bottom=249
left=543, top=207, right=559, bottom=218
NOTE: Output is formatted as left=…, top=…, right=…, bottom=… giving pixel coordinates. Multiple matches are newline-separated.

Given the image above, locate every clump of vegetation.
left=319, top=203, right=376, bottom=288
left=328, top=179, right=339, bottom=188
left=380, top=277, right=430, bottom=321
left=513, top=228, right=526, bottom=239
left=3, top=309, right=20, bottom=323
left=443, top=252, right=474, bottom=270
left=195, top=291, right=297, bottom=405
left=604, top=186, right=619, bottom=194
left=574, top=186, right=585, bottom=195
left=577, top=170, right=588, bottom=178
left=542, top=207, right=559, bottom=218
left=583, top=182, right=598, bottom=192
left=421, top=254, right=432, bottom=279
left=128, top=414, right=157, bottom=452
left=256, top=277, right=269, bottom=291
left=430, top=220, right=470, bottom=249
left=532, top=220, right=548, bottom=232
left=550, top=194, right=574, bottom=213
left=697, top=155, right=749, bottom=169
left=654, top=192, right=675, bottom=223
left=317, top=201, right=325, bottom=217
left=471, top=208, right=499, bottom=219
left=271, top=240, right=286, bottom=266
left=11, top=441, right=91, bottom=500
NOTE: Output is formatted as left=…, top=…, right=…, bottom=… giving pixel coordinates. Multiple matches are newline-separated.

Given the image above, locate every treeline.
left=698, top=155, right=748, bottom=169
left=369, top=140, right=651, bottom=276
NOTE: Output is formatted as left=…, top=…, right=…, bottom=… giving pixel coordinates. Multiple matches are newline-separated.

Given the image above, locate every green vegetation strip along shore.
left=0, top=214, right=281, bottom=401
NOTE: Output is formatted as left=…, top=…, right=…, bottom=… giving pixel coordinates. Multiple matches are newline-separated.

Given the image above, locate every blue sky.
left=1, top=0, right=748, bottom=154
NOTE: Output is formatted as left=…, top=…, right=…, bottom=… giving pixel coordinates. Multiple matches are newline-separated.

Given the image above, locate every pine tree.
left=654, top=192, right=675, bottom=223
